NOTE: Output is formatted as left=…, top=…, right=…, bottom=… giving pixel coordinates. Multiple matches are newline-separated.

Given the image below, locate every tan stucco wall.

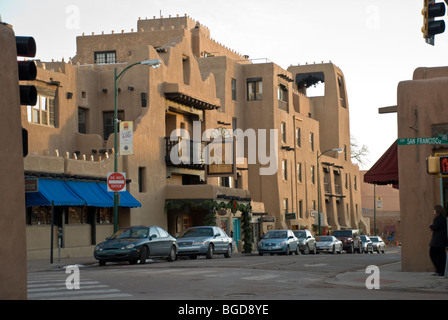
left=0, top=24, right=27, bottom=299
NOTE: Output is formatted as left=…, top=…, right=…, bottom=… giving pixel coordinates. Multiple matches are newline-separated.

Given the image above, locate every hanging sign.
left=119, top=121, right=133, bottom=155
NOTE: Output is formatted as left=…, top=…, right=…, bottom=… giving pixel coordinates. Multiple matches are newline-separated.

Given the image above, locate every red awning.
left=364, top=140, right=399, bottom=188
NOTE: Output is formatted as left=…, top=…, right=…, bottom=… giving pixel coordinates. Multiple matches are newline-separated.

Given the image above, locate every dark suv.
left=333, top=229, right=362, bottom=253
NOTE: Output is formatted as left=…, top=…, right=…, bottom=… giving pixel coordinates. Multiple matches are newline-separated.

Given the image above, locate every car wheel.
left=99, top=260, right=106, bottom=266
left=167, top=245, right=176, bottom=262
left=139, top=246, right=148, bottom=264
left=206, top=244, right=214, bottom=259
left=302, top=244, right=310, bottom=255
left=285, top=245, right=290, bottom=255
left=347, top=243, right=354, bottom=254
left=224, top=244, right=232, bottom=258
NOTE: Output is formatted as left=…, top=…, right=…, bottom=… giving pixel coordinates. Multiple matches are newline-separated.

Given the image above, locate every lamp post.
left=113, top=59, right=161, bottom=233
left=316, top=147, right=343, bottom=235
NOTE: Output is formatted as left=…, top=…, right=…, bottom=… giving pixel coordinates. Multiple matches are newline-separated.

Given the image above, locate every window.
left=282, top=160, right=288, bottom=180
left=138, top=167, right=146, bottom=193
left=97, top=208, right=112, bottom=224
left=103, top=110, right=124, bottom=140
left=283, top=198, right=288, bottom=214
left=26, top=206, right=51, bottom=225
left=247, top=78, right=262, bottom=101
left=26, top=94, right=55, bottom=126
left=296, top=128, right=301, bottom=148
left=278, top=84, right=288, bottom=111
left=78, top=107, right=88, bottom=133
left=309, top=132, right=314, bottom=152
left=67, top=207, right=87, bottom=224
left=338, top=74, right=347, bottom=108
left=311, top=165, right=315, bottom=184
left=297, top=162, right=302, bottom=183
left=281, top=122, right=286, bottom=143
left=299, top=200, right=303, bottom=219
left=94, top=51, right=116, bottom=64
left=156, top=227, right=169, bottom=237
left=231, top=78, right=237, bottom=100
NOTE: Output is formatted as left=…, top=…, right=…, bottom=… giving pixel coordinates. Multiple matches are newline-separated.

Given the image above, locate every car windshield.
left=110, top=227, right=148, bottom=239
left=333, top=231, right=352, bottom=237
left=317, top=236, right=333, bottom=241
left=264, top=231, right=287, bottom=239
left=360, top=235, right=370, bottom=241
left=294, top=231, right=306, bottom=239
left=370, top=236, right=379, bottom=242
left=178, top=227, right=214, bottom=238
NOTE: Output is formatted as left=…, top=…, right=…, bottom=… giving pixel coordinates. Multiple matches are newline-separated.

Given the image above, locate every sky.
left=2, top=0, right=448, bottom=170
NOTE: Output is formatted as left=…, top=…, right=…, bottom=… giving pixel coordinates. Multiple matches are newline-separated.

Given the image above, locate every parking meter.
left=57, top=227, right=63, bottom=263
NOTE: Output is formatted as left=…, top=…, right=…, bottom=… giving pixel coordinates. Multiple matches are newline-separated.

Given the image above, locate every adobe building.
left=18, top=15, right=365, bottom=260
left=364, top=64, right=448, bottom=271
left=396, top=66, right=448, bottom=271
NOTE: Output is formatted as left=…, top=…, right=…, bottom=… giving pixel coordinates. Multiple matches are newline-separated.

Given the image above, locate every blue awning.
left=65, top=180, right=112, bottom=207
left=25, top=179, right=86, bottom=207
left=96, top=182, right=142, bottom=208
left=25, top=179, right=141, bottom=208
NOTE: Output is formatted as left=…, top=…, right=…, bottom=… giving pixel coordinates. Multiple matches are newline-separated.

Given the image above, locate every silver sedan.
left=176, top=226, right=233, bottom=259
left=369, top=236, right=386, bottom=253
left=315, top=236, right=343, bottom=254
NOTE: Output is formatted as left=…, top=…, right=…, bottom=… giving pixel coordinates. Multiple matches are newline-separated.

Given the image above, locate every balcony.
left=165, top=137, right=206, bottom=170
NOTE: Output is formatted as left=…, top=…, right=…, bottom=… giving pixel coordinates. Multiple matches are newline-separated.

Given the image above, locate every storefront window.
left=97, top=208, right=113, bottom=224
left=67, top=207, right=88, bottom=224
left=27, top=206, right=52, bottom=225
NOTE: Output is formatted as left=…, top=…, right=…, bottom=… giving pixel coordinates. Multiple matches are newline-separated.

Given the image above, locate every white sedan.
left=315, top=236, right=343, bottom=254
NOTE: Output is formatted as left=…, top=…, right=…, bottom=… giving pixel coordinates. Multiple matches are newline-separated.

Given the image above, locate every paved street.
left=27, top=247, right=448, bottom=303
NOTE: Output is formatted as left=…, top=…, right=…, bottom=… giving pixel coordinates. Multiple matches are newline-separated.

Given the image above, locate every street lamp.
left=316, top=147, right=343, bottom=235
left=113, top=59, right=161, bottom=233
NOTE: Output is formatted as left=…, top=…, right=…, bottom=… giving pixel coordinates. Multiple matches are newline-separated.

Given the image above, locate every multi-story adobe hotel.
left=20, top=15, right=366, bottom=259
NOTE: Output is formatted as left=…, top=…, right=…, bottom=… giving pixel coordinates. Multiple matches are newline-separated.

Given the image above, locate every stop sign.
left=107, top=172, right=126, bottom=192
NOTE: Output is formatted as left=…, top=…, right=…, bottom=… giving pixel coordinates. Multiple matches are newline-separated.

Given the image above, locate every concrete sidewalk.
left=325, top=260, right=448, bottom=293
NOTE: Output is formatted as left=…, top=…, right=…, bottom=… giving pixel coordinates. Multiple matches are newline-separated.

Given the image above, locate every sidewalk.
left=325, top=260, right=448, bottom=293
left=27, top=256, right=98, bottom=273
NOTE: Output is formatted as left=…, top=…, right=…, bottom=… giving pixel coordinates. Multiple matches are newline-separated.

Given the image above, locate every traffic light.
left=16, top=36, right=37, bottom=157
left=16, top=36, right=37, bottom=105
left=426, top=153, right=448, bottom=175
left=422, top=0, right=446, bottom=45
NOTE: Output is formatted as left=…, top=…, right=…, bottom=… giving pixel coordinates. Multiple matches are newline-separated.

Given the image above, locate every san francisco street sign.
left=398, top=135, right=448, bottom=146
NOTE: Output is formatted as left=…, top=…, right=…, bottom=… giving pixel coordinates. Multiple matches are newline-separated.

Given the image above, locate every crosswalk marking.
left=27, top=273, right=132, bottom=300
left=241, top=274, right=280, bottom=281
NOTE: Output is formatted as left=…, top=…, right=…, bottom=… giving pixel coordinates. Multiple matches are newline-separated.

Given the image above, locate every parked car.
left=369, top=236, right=386, bottom=253
left=315, top=236, right=343, bottom=254
left=293, top=230, right=316, bottom=254
left=94, top=225, right=178, bottom=266
left=258, top=229, right=299, bottom=255
left=176, top=226, right=233, bottom=259
left=333, top=229, right=362, bottom=253
left=360, top=235, right=374, bottom=253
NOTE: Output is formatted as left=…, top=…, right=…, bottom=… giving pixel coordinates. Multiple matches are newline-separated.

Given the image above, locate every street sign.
left=107, top=172, right=126, bottom=192
left=398, top=134, right=448, bottom=145
left=25, top=177, right=38, bottom=193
